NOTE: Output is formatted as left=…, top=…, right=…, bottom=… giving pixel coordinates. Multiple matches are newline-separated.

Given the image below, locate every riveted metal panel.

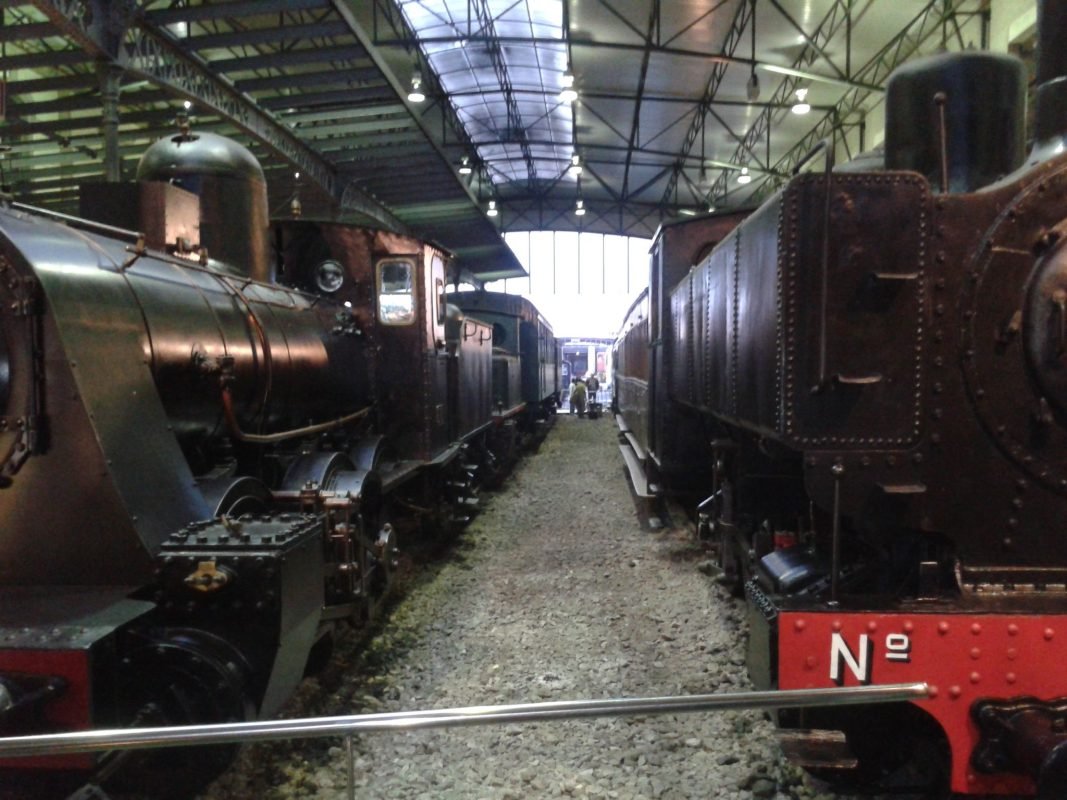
left=781, top=173, right=929, bottom=447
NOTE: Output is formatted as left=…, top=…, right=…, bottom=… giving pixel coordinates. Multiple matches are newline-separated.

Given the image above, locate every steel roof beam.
left=330, top=0, right=526, bottom=278
left=0, top=21, right=63, bottom=42
left=658, top=0, right=751, bottom=209
left=29, top=0, right=409, bottom=233
left=208, top=45, right=369, bottom=72
left=0, top=48, right=87, bottom=69
left=8, top=90, right=169, bottom=116
left=748, top=0, right=972, bottom=204
left=767, top=0, right=849, bottom=81
left=258, top=86, right=396, bottom=110
left=706, top=0, right=854, bottom=204
left=712, top=0, right=969, bottom=205
left=377, top=34, right=883, bottom=94
left=471, top=0, right=538, bottom=185
left=5, top=73, right=99, bottom=95
left=291, top=117, right=416, bottom=136
left=618, top=0, right=659, bottom=200
left=281, top=104, right=407, bottom=123
left=235, top=68, right=383, bottom=93
left=144, top=0, right=332, bottom=25
left=181, top=22, right=353, bottom=51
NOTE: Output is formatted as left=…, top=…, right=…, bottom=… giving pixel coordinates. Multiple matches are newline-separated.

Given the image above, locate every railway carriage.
left=617, top=2, right=1067, bottom=795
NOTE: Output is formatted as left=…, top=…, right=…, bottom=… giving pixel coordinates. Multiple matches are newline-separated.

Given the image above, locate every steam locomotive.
left=0, top=125, right=557, bottom=789
left=615, top=2, right=1067, bottom=796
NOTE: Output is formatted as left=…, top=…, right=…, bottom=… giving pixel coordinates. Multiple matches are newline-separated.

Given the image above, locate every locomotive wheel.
left=113, top=629, right=255, bottom=797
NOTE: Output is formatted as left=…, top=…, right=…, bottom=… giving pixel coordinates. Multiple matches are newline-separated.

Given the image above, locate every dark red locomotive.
left=0, top=126, right=541, bottom=789
left=616, top=2, right=1067, bottom=795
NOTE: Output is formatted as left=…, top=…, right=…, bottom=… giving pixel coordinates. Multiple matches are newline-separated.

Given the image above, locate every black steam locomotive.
left=616, top=2, right=1067, bottom=796
left=0, top=125, right=557, bottom=787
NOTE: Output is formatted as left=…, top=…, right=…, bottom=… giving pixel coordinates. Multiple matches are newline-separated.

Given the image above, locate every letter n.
left=829, top=632, right=873, bottom=685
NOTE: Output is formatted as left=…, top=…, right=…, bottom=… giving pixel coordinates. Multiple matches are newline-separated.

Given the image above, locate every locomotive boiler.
left=616, top=1, right=1067, bottom=795
left=0, top=126, right=506, bottom=790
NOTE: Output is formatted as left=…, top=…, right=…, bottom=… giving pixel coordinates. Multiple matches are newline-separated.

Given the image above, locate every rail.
left=0, top=683, right=928, bottom=800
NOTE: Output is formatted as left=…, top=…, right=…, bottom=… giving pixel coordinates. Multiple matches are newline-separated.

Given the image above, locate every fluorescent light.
left=458, top=156, right=473, bottom=175
left=737, top=166, right=752, bottom=185
left=569, top=154, right=583, bottom=176
left=575, top=199, right=586, bottom=216
left=791, top=87, right=810, bottom=115
left=759, top=62, right=882, bottom=93
left=487, top=199, right=498, bottom=217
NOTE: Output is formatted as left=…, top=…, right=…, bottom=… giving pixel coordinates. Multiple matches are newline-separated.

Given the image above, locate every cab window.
left=377, top=259, right=415, bottom=325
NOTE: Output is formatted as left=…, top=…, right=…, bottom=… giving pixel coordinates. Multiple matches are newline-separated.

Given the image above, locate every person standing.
left=586, top=373, right=600, bottom=404
left=569, top=377, right=587, bottom=417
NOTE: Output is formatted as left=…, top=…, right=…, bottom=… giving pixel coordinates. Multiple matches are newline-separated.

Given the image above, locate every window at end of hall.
left=378, top=259, right=415, bottom=325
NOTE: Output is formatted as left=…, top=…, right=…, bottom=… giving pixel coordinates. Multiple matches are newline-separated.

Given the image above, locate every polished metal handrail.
left=0, top=683, right=928, bottom=799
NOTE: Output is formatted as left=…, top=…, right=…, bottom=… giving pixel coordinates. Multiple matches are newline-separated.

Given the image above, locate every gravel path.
left=200, top=413, right=864, bottom=800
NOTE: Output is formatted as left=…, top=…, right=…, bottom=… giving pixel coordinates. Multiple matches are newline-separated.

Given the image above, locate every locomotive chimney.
left=1031, top=0, right=1067, bottom=163
left=136, top=130, right=272, bottom=283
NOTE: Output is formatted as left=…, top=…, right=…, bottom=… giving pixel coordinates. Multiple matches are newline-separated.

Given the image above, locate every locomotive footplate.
left=0, top=588, right=155, bottom=769
left=156, top=513, right=325, bottom=718
left=773, top=598, right=1067, bottom=796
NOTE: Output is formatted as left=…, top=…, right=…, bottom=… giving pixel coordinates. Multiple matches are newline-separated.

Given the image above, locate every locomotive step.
left=776, top=728, right=858, bottom=771
left=623, top=431, right=647, bottom=463
left=618, top=443, right=655, bottom=499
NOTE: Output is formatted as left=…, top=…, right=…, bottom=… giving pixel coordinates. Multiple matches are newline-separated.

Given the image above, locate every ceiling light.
left=560, top=86, right=578, bottom=103
left=679, top=208, right=697, bottom=216
left=746, top=71, right=760, bottom=102
left=407, top=74, right=425, bottom=103
left=569, top=154, right=583, bottom=176
left=791, top=87, right=810, bottom=115
left=458, top=156, right=473, bottom=176
left=737, top=166, right=752, bottom=185
left=486, top=199, right=498, bottom=217
left=183, top=100, right=192, bottom=110
left=562, top=70, right=575, bottom=88
left=707, top=202, right=716, bottom=213
left=575, top=199, right=586, bottom=216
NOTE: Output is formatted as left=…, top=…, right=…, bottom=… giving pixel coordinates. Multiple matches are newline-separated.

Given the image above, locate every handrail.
left=0, top=683, right=928, bottom=799
left=0, top=683, right=927, bottom=756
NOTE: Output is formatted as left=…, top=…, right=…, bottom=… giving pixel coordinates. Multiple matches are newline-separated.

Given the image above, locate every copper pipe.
left=220, top=385, right=371, bottom=444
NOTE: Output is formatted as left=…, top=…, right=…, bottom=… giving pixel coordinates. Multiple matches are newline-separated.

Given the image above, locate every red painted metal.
left=778, top=610, right=1067, bottom=795
left=0, top=649, right=95, bottom=770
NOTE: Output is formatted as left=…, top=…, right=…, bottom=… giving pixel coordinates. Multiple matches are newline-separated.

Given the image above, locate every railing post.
left=346, top=734, right=356, bottom=800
